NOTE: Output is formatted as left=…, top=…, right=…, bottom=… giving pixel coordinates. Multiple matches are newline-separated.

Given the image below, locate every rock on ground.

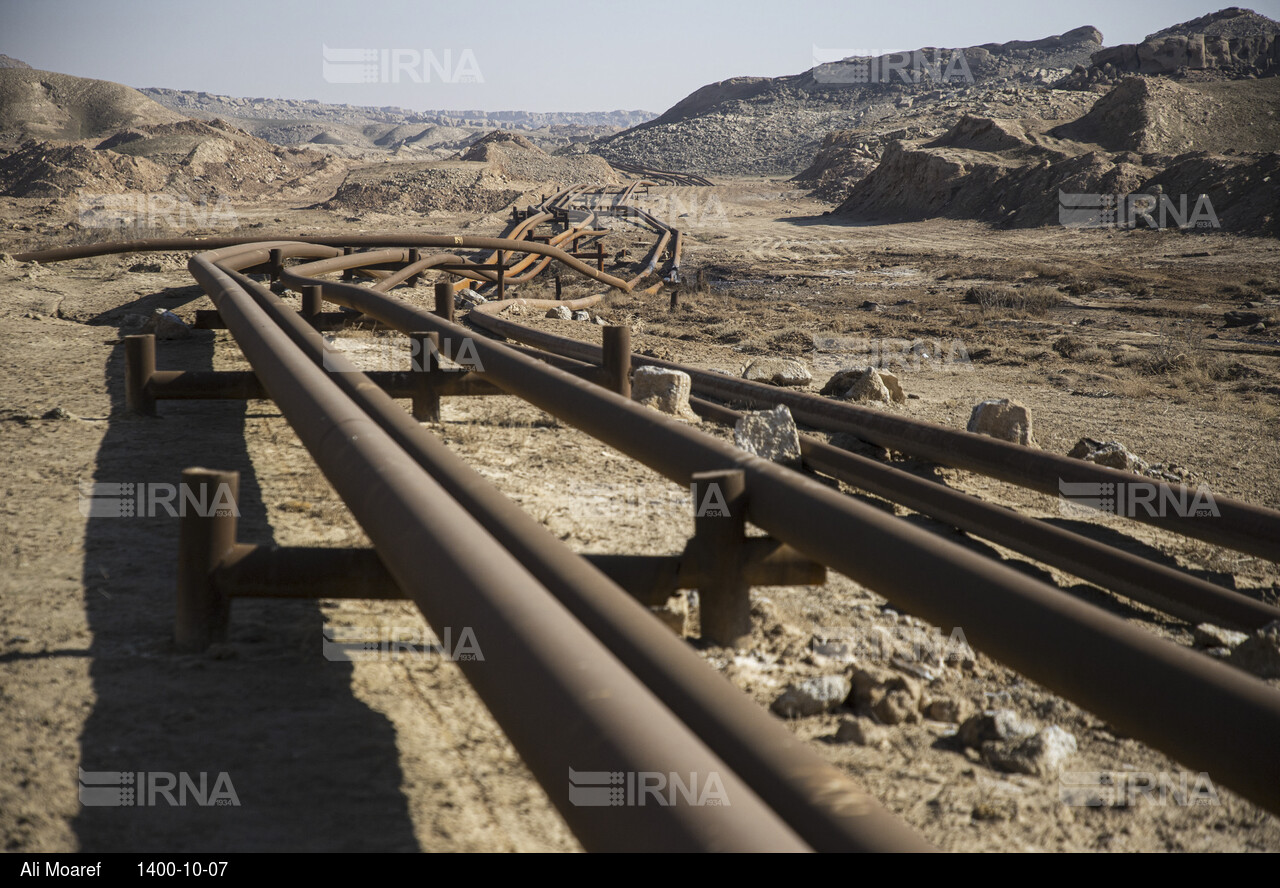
left=849, top=663, right=921, bottom=709
left=742, top=357, right=812, bottom=387
left=983, top=725, right=1078, bottom=777
left=771, top=675, right=852, bottom=718
left=958, top=709, right=1038, bottom=748
left=142, top=308, right=191, bottom=340
left=544, top=305, right=572, bottom=320
left=734, top=405, right=802, bottom=467
left=1229, top=620, right=1280, bottom=678
left=1193, top=623, right=1249, bottom=649
left=967, top=399, right=1036, bottom=446
left=1069, top=437, right=1148, bottom=472
left=631, top=365, right=700, bottom=422
left=1224, top=310, right=1266, bottom=327
left=877, top=371, right=906, bottom=403
left=821, top=367, right=905, bottom=404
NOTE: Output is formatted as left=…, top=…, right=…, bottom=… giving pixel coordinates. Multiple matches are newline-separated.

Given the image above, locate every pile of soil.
left=834, top=77, right=1280, bottom=236
left=323, top=131, right=619, bottom=218
left=0, top=118, right=339, bottom=204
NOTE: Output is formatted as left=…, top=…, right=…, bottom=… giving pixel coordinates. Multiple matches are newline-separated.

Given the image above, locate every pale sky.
left=3, top=1, right=1277, bottom=113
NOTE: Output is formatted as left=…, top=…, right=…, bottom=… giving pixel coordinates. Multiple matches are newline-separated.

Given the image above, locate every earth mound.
left=0, top=117, right=337, bottom=202
left=0, top=67, right=184, bottom=143
left=834, top=75, right=1280, bottom=237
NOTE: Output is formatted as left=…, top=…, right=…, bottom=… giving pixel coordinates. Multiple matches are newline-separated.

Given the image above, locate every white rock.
left=771, top=675, right=852, bottom=718
left=1193, top=623, right=1249, bottom=649
left=456, top=290, right=487, bottom=308
left=983, top=725, right=1078, bottom=777
left=820, top=367, right=899, bottom=404
left=742, top=358, right=812, bottom=387
left=958, top=709, right=1038, bottom=748
left=544, top=305, right=572, bottom=320
left=1230, top=620, right=1280, bottom=678
left=877, top=371, right=906, bottom=403
left=631, top=366, right=700, bottom=422
left=967, top=399, right=1036, bottom=446
left=734, top=405, right=802, bottom=467
left=142, top=309, right=191, bottom=340
left=1069, top=438, right=1147, bottom=472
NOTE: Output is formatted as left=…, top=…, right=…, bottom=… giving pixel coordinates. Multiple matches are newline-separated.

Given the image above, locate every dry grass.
left=1052, top=334, right=1086, bottom=359
left=1222, top=282, right=1262, bottom=299
left=1118, top=321, right=1234, bottom=389
left=965, top=284, right=1063, bottom=316
left=767, top=328, right=816, bottom=353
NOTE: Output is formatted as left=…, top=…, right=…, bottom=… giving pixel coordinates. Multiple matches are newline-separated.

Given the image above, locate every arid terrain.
left=2, top=5, right=1279, bottom=855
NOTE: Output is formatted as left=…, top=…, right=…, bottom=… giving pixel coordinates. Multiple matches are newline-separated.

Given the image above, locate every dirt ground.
left=1, top=180, right=1278, bottom=852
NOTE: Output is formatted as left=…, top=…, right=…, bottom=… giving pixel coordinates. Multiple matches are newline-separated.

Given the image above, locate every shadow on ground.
left=72, top=288, right=418, bottom=851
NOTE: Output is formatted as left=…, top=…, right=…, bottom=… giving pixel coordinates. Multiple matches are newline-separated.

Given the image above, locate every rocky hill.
left=140, top=88, right=653, bottom=129
left=0, top=116, right=338, bottom=202
left=1052, top=74, right=1280, bottom=154
left=0, top=67, right=185, bottom=144
left=592, top=26, right=1103, bottom=176
left=833, top=74, right=1280, bottom=236
left=1060, top=7, right=1279, bottom=89
left=0, top=62, right=634, bottom=232
left=823, top=9, right=1280, bottom=234
left=138, top=87, right=654, bottom=156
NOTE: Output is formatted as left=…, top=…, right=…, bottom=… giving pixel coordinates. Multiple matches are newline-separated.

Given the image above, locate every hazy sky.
left=4, top=1, right=1278, bottom=113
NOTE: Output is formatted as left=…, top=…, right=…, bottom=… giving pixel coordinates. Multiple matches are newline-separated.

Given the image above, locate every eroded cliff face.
left=1087, top=7, right=1280, bottom=78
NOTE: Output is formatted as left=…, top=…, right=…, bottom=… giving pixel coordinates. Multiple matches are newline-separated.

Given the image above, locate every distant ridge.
left=139, top=88, right=655, bottom=131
